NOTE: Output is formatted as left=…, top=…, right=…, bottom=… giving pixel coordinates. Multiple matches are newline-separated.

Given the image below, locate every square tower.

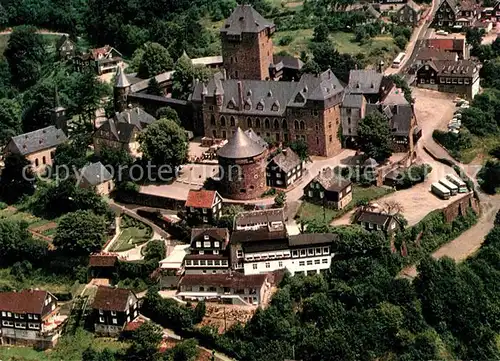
left=220, top=5, right=275, bottom=80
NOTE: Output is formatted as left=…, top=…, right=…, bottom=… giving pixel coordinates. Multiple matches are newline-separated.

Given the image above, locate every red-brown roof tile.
left=185, top=190, right=217, bottom=208
left=89, top=254, right=118, bottom=267
left=0, top=290, right=52, bottom=314
left=92, top=286, right=135, bottom=312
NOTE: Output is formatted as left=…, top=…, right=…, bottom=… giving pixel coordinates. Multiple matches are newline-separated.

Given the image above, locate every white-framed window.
left=2, top=320, right=13, bottom=327
left=112, top=318, right=118, bottom=325
left=99, top=309, right=104, bottom=315
left=391, top=222, right=397, bottom=230
left=33, top=314, right=38, bottom=320
left=322, top=259, right=328, bottom=264
left=203, top=216, right=208, bottom=223
left=199, top=250, right=205, bottom=255
left=15, top=322, right=26, bottom=329
left=265, top=262, right=270, bottom=268
left=299, top=261, right=305, bottom=266
left=308, top=249, right=314, bottom=256
left=237, top=250, right=243, bottom=258
left=323, top=247, right=329, bottom=254
left=214, top=241, right=220, bottom=248
left=28, top=323, right=40, bottom=330
left=307, top=260, right=313, bottom=265
left=214, top=250, right=219, bottom=255
left=1, top=311, right=5, bottom=317
left=196, top=241, right=201, bottom=248
left=308, top=190, right=313, bottom=197
left=315, top=248, right=321, bottom=255
left=28, top=314, right=32, bottom=320
left=14, top=314, right=18, bottom=319
left=315, top=259, right=320, bottom=265
left=292, top=250, right=298, bottom=257
left=279, top=261, right=283, bottom=268
left=111, top=311, right=117, bottom=316
left=300, top=250, right=306, bottom=256
left=203, top=241, right=210, bottom=248
left=276, top=173, right=281, bottom=178
left=252, top=264, right=257, bottom=270
left=99, top=317, right=105, bottom=322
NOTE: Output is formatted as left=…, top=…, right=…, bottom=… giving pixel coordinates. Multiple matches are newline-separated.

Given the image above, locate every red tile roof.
left=91, top=45, right=111, bottom=59
left=426, top=38, right=465, bottom=52
left=185, top=190, right=217, bottom=208
left=179, top=272, right=268, bottom=289
left=92, top=286, right=135, bottom=312
left=0, top=290, right=51, bottom=314
left=89, top=254, right=118, bottom=267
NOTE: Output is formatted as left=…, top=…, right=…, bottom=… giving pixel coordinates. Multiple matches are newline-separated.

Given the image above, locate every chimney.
left=282, top=148, right=287, bottom=156
left=237, top=81, right=243, bottom=110
left=222, top=68, right=227, bottom=80
left=126, top=112, right=131, bottom=123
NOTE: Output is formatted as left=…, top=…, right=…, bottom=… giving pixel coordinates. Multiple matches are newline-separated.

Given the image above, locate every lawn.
left=274, top=29, right=313, bottom=56
left=0, top=328, right=130, bottom=361
left=459, top=134, right=500, bottom=164
left=296, top=185, right=394, bottom=223
left=110, top=215, right=153, bottom=252
left=0, top=268, right=80, bottom=295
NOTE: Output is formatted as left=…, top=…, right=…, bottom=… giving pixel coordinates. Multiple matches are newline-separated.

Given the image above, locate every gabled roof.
left=114, top=107, right=156, bottom=130
left=9, top=126, right=67, bottom=156
left=191, top=228, right=229, bottom=244
left=235, top=208, right=285, bottom=228
left=347, top=70, right=384, bottom=95
left=92, top=286, right=135, bottom=312
left=244, top=129, right=268, bottom=148
left=56, top=34, right=73, bottom=50
left=423, top=59, right=478, bottom=77
left=0, top=290, right=53, bottom=314
left=89, top=254, right=118, bottom=267
left=115, top=66, right=130, bottom=88
left=270, top=148, right=301, bottom=173
left=221, top=5, right=274, bottom=35
left=438, top=0, right=458, bottom=10
left=80, top=162, right=113, bottom=185
left=390, top=104, right=415, bottom=136
left=356, top=210, right=395, bottom=227
left=366, top=4, right=381, bottom=18
left=416, top=47, right=458, bottom=62
left=310, top=168, right=352, bottom=192
left=425, top=38, right=465, bottom=52
left=185, top=189, right=219, bottom=208
left=94, top=118, right=137, bottom=143
left=218, top=127, right=265, bottom=159
left=405, top=0, right=421, bottom=12
left=272, top=55, right=304, bottom=71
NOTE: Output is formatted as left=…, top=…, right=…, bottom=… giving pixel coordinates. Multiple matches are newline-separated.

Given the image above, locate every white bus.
left=446, top=173, right=468, bottom=193
left=439, top=178, right=458, bottom=195
left=392, top=52, right=406, bottom=68
left=431, top=182, right=451, bottom=200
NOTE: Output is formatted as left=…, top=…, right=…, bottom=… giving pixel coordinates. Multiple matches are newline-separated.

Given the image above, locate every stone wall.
left=115, top=190, right=186, bottom=210
left=442, top=192, right=480, bottom=223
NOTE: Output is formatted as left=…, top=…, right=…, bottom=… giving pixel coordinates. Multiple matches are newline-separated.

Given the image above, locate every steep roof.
left=356, top=211, right=394, bottom=227
left=270, top=148, right=301, bottom=173
left=94, top=119, right=137, bottom=143
left=80, top=162, right=113, bottom=186
left=310, top=168, right=352, bottom=192
left=390, top=104, right=415, bottom=136
left=221, top=5, right=274, bottom=35
left=405, top=0, right=421, bottom=12
left=217, top=127, right=265, bottom=159
left=115, top=66, right=130, bottom=88
left=56, top=34, right=73, bottom=50
left=244, top=129, right=268, bottom=148
left=431, top=59, right=479, bottom=77
left=342, top=93, right=365, bottom=108
left=347, top=70, right=384, bottom=95
left=272, top=55, right=304, bottom=71
left=0, top=290, right=52, bottom=314
left=191, top=228, right=229, bottom=244
left=92, top=287, right=135, bottom=312
left=114, top=107, right=156, bottom=130
left=185, top=189, right=218, bottom=208
left=235, top=208, right=285, bottom=228
left=9, top=126, right=67, bottom=156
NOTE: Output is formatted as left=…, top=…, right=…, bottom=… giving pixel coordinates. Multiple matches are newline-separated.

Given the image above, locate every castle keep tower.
left=113, top=66, right=131, bottom=113
left=220, top=5, right=275, bottom=80
left=217, top=127, right=267, bottom=200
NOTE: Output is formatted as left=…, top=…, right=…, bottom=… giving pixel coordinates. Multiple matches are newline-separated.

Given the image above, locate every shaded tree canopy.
left=357, top=111, right=393, bottom=162
left=137, top=42, right=174, bottom=79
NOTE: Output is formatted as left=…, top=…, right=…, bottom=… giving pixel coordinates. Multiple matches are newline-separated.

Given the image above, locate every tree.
left=54, top=210, right=107, bottom=257
left=0, top=219, right=47, bottom=267
left=381, top=200, right=403, bottom=215
left=300, top=60, right=321, bottom=75
left=394, top=35, right=408, bottom=50
left=169, top=339, right=199, bottom=361
left=53, top=135, right=89, bottom=173
left=289, top=139, right=309, bottom=161
left=147, top=77, right=163, bottom=96
left=97, top=146, right=134, bottom=182
left=137, top=42, right=173, bottom=79
left=126, top=321, right=164, bottom=361
left=82, top=348, right=116, bottom=361
left=478, top=160, right=500, bottom=194
left=0, top=98, right=21, bottom=145
left=193, top=301, right=206, bottom=324
left=466, top=27, right=485, bottom=53
left=357, top=111, right=393, bottom=162
left=309, top=40, right=362, bottom=83
left=171, top=53, right=212, bottom=100
left=138, top=118, right=188, bottom=168
left=0, top=153, right=35, bottom=203
left=313, top=23, right=329, bottom=43
left=5, top=25, right=47, bottom=90
left=156, top=107, right=180, bottom=124
left=461, top=107, right=496, bottom=136
left=274, top=191, right=286, bottom=207
left=143, top=240, right=165, bottom=262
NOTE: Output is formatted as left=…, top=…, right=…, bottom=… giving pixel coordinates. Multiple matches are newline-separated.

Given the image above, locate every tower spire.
left=115, top=65, right=130, bottom=88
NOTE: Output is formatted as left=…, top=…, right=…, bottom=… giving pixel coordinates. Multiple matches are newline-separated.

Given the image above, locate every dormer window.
left=303, top=86, right=308, bottom=92
left=294, top=92, right=305, bottom=103
left=271, top=101, right=279, bottom=111
left=227, top=98, right=236, bottom=109
left=267, top=90, right=273, bottom=97
left=356, top=83, right=360, bottom=88
left=257, top=100, right=264, bottom=111
left=204, top=235, right=209, bottom=240
left=244, top=98, right=252, bottom=110
left=247, top=90, right=252, bottom=96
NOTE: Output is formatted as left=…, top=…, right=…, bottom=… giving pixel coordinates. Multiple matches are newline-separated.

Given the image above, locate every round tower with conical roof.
left=217, top=127, right=267, bottom=200
left=114, top=66, right=131, bottom=112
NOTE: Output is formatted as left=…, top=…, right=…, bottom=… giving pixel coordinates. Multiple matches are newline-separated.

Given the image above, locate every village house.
left=345, top=70, right=390, bottom=104
left=56, top=35, right=76, bottom=60
left=395, top=0, right=421, bottom=27
left=234, top=208, right=285, bottom=231
left=177, top=272, right=271, bottom=305
left=5, top=126, right=68, bottom=173
left=378, top=0, right=408, bottom=12
left=92, top=102, right=156, bottom=156
left=432, top=0, right=459, bottom=29
left=266, top=147, right=303, bottom=189
left=184, top=189, right=223, bottom=224
left=91, top=286, right=140, bottom=336
left=78, top=162, right=115, bottom=195
left=416, top=59, right=480, bottom=99
left=303, top=168, right=353, bottom=210
left=424, top=37, right=470, bottom=59
left=90, top=45, right=123, bottom=75
left=414, top=47, right=458, bottom=68
left=88, top=254, right=119, bottom=279
left=184, top=228, right=231, bottom=275
left=0, top=289, right=67, bottom=349
left=481, top=1, right=500, bottom=22
left=354, top=210, right=404, bottom=234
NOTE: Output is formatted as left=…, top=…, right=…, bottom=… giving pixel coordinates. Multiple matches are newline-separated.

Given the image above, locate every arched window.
left=264, top=118, right=270, bottom=129
left=210, top=114, right=215, bottom=126
left=255, top=118, right=261, bottom=128
left=294, top=120, right=299, bottom=130
left=220, top=116, right=226, bottom=127
left=273, top=119, right=279, bottom=129
left=230, top=116, right=235, bottom=127
left=42, top=156, right=46, bottom=165
left=212, top=130, right=217, bottom=138
left=247, top=117, right=252, bottom=128
left=282, top=120, right=287, bottom=129
left=300, top=121, right=305, bottom=130
left=35, top=158, right=39, bottom=167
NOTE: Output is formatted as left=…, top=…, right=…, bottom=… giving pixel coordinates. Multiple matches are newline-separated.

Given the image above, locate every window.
left=15, top=322, right=26, bottom=329
left=14, top=314, right=18, bottom=319
left=207, top=260, right=213, bottom=266
left=220, top=116, right=226, bottom=127
left=213, top=250, right=219, bottom=255
left=196, top=241, right=201, bottom=248
left=265, top=262, right=270, bottom=268
left=279, top=261, right=283, bottom=268
left=111, top=311, right=117, bottom=316
left=99, top=309, right=104, bottom=315
left=282, top=120, right=287, bottom=129
left=307, top=260, right=313, bottom=265
left=292, top=250, right=298, bottom=257
left=299, top=261, right=305, bottom=266
left=300, top=250, right=306, bottom=256
left=315, top=248, right=321, bottom=255
left=237, top=250, right=243, bottom=258
left=28, top=314, right=32, bottom=319
left=2, top=321, right=13, bottom=327
left=28, top=323, right=40, bottom=329
left=255, top=118, right=261, bottom=128
left=230, top=116, right=235, bottom=126
left=265, top=118, right=270, bottom=128
left=42, top=156, right=46, bottom=164
left=247, top=117, right=252, bottom=127
left=300, top=121, right=305, bottom=130
left=200, top=260, right=206, bottom=266
left=308, top=249, right=314, bottom=256
left=112, top=318, right=118, bottom=324
left=252, top=264, right=258, bottom=270
left=276, top=173, right=281, bottom=178
left=322, top=259, right=328, bottom=264
left=1, top=311, right=5, bottom=317
left=315, top=259, right=320, bottom=265
left=323, top=247, right=329, bottom=254
left=33, top=314, right=38, bottom=320
left=203, top=241, right=210, bottom=247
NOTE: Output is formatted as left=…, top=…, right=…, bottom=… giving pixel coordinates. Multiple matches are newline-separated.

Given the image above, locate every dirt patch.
left=30, top=222, right=57, bottom=233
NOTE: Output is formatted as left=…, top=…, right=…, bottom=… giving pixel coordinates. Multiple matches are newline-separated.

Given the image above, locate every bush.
left=432, top=130, right=473, bottom=160
left=278, top=35, right=293, bottom=46
left=261, top=188, right=277, bottom=197
left=394, top=35, right=408, bottom=50
left=395, top=164, right=432, bottom=190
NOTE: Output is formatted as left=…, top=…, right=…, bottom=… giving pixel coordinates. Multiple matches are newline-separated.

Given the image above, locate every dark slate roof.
left=192, top=70, right=344, bottom=116
left=356, top=211, right=393, bottom=226
left=95, top=119, right=137, bottom=143
left=218, top=127, right=265, bottom=159
left=221, top=5, right=274, bottom=35
left=342, top=93, right=365, bottom=108
left=245, top=129, right=268, bottom=148
left=347, top=70, right=384, bottom=94
left=270, top=147, right=301, bottom=173
left=288, top=233, right=338, bottom=247
left=92, top=287, right=135, bottom=312
left=10, top=126, right=67, bottom=156
left=235, top=208, right=285, bottom=228
left=56, top=34, right=72, bottom=50
left=441, top=0, right=458, bottom=10
left=191, top=228, right=229, bottom=244
left=114, top=107, right=156, bottom=130
left=390, top=104, right=414, bottom=136
left=231, top=229, right=288, bottom=244
left=272, top=55, right=304, bottom=71
left=80, top=162, right=113, bottom=185
left=115, top=66, right=130, bottom=88
left=310, top=168, right=352, bottom=192
left=432, top=59, right=479, bottom=77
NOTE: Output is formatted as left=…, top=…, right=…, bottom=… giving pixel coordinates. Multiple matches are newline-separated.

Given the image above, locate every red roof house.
left=184, top=190, right=223, bottom=224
